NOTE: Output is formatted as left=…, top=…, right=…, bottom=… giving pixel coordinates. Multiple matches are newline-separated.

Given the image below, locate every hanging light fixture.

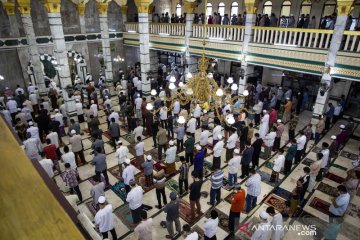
left=227, top=77, right=234, bottom=84
left=151, top=89, right=157, bottom=96
left=169, top=82, right=176, bottom=90
left=231, top=83, right=238, bottom=91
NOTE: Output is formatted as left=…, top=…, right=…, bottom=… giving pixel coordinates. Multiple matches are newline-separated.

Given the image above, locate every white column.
left=47, top=12, right=76, bottom=119
left=138, top=12, right=151, bottom=97
left=8, top=15, right=20, bottom=37
left=79, top=15, right=87, bottom=34
left=185, top=13, right=194, bottom=74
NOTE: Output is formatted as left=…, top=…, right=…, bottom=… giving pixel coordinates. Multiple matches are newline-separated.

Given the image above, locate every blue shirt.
left=211, top=170, right=224, bottom=189
left=326, top=106, right=335, bottom=118
left=194, top=150, right=205, bottom=172
left=241, top=147, right=254, bottom=165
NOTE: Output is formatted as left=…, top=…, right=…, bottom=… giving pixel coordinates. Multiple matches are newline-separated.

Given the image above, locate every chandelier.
left=113, top=54, right=125, bottom=62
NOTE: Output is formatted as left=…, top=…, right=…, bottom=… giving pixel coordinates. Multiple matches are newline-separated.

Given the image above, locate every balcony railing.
left=125, top=22, right=138, bottom=33
left=341, top=31, right=360, bottom=52
left=252, top=27, right=334, bottom=49
left=150, top=23, right=185, bottom=36
left=192, top=24, right=244, bottom=41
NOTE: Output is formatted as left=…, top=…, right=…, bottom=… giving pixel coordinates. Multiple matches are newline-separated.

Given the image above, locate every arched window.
left=206, top=3, right=213, bottom=17
left=280, top=1, right=292, bottom=16
left=300, top=1, right=312, bottom=16
left=176, top=4, right=181, bottom=16
left=218, top=2, right=225, bottom=16
left=231, top=2, right=239, bottom=16
left=322, top=0, right=337, bottom=17
left=263, top=1, right=273, bottom=15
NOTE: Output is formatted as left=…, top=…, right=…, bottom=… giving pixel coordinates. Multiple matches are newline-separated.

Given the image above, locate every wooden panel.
left=0, top=117, right=84, bottom=239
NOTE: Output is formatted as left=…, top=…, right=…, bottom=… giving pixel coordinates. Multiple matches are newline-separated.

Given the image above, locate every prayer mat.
left=130, top=159, right=143, bottom=171
left=264, top=194, right=287, bottom=212
left=110, top=181, right=127, bottom=202
left=297, top=211, right=327, bottom=239
left=273, top=187, right=292, bottom=200
left=312, top=147, right=322, bottom=153
left=340, top=150, right=358, bottom=160
left=191, top=225, right=204, bottom=240
left=346, top=203, right=360, bottom=219
left=309, top=197, right=330, bottom=215
left=223, top=177, right=229, bottom=186
left=207, top=143, right=213, bottom=149
left=108, top=165, right=122, bottom=181
left=264, top=161, right=274, bottom=170
left=113, top=204, right=137, bottom=230
left=258, top=170, right=277, bottom=187
left=203, top=166, right=212, bottom=178
left=329, top=163, right=347, bottom=171
left=205, top=208, right=230, bottom=233
left=88, top=175, right=106, bottom=186
left=144, top=148, right=162, bottom=161
left=340, top=219, right=360, bottom=239
left=134, top=172, right=154, bottom=193
left=204, top=160, right=213, bottom=171
left=179, top=199, right=203, bottom=225
left=235, top=216, right=260, bottom=240
left=165, top=178, right=180, bottom=194
left=324, top=172, right=345, bottom=184
left=127, top=145, right=137, bottom=158
left=106, top=140, right=116, bottom=148
left=83, top=128, right=89, bottom=134
left=123, top=133, right=135, bottom=144
left=85, top=201, right=105, bottom=216
left=103, top=130, right=112, bottom=140
left=302, top=158, right=315, bottom=167
left=153, top=161, right=167, bottom=172
left=225, top=192, right=236, bottom=204
left=316, top=182, right=339, bottom=197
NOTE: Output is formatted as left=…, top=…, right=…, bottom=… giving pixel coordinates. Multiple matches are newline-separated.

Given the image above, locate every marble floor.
left=41, top=96, right=360, bottom=240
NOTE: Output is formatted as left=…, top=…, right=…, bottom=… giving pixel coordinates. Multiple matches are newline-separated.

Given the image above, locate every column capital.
left=134, top=0, right=153, bottom=13
left=244, top=0, right=260, bottom=14
left=95, top=0, right=109, bottom=15
left=77, top=3, right=86, bottom=15
left=2, top=1, right=16, bottom=15
left=42, top=0, right=61, bottom=13
left=121, top=5, right=128, bottom=15
left=184, top=1, right=196, bottom=14
left=336, top=0, right=355, bottom=16
left=17, top=0, right=31, bottom=14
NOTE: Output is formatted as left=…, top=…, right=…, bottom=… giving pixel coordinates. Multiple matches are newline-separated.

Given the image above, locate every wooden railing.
left=252, top=27, right=334, bottom=49
left=341, top=31, right=360, bottom=52
left=150, top=23, right=185, bottom=36
left=192, top=24, right=245, bottom=41
left=125, top=22, right=138, bottom=33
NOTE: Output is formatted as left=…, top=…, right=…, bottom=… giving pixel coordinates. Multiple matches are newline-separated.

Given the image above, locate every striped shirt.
left=179, top=162, right=189, bottom=180
left=210, top=169, right=224, bottom=189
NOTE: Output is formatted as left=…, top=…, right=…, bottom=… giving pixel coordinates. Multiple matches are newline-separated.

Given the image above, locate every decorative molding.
left=3, top=2, right=16, bottom=15
left=17, top=0, right=31, bottom=14
left=184, top=1, right=196, bottom=14
left=244, top=0, right=260, bottom=14
left=121, top=5, right=128, bottom=15
left=134, top=0, right=153, bottom=13
left=42, top=0, right=61, bottom=13
left=336, top=0, right=355, bottom=16
left=95, top=0, right=109, bottom=15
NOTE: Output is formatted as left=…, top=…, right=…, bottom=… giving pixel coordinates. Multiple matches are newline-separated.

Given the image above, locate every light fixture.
left=146, top=103, right=154, bottom=110
left=113, top=55, right=124, bottom=62
left=226, top=114, right=235, bottom=125
left=243, top=89, right=249, bottom=96
left=207, top=73, right=213, bottom=78
left=151, top=89, right=157, bottom=96
left=178, top=116, right=186, bottom=124
left=231, top=84, right=238, bottom=91
left=186, top=72, right=192, bottom=79
left=186, top=88, right=193, bottom=95
left=179, top=82, right=185, bottom=87
left=169, top=76, right=176, bottom=83
left=0, top=75, right=4, bottom=81
left=227, top=77, right=234, bottom=84
left=169, top=82, right=176, bottom=90
left=216, top=89, right=224, bottom=97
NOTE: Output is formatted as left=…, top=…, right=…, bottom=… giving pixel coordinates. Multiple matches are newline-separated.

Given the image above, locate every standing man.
left=94, top=196, right=117, bottom=240
left=240, top=142, right=254, bottom=179
left=251, top=133, right=263, bottom=169
left=157, top=126, right=167, bottom=161
left=273, top=119, right=284, bottom=152
left=317, top=142, right=330, bottom=181
left=325, top=103, right=335, bottom=131
left=62, top=163, right=83, bottom=202
left=115, top=140, right=129, bottom=176
left=228, top=149, right=241, bottom=188
left=178, top=156, right=189, bottom=196
left=141, top=155, right=154, bottom=187
left=69, top=130, right=86, bottom=166
left=165, top=140, right=177, bottom=175
left=270, top=149, right=285, bottom=183
left=134, top=210, right=153, bottom=240
left=109, top=118, right=120, bottom=150
left=226, top=128, right=238, bottom=162
left=315, top=115, right=325, bottom=144
left=266, top=206, right=284, bottom=240
left=175, top=121, right=185, bottom=151
left=245, top=168, right=261, bottom=213
left=200, top=126, right=210, bottom=155
left=184, top=132, right=195, bottom=165
left=122, top=158, right=137, bottom=193
left=164, top=192, right=181, bottom=239
left=212, top=121, right=222, bottom=146
left=263, top=126, right=276, bottom=159
left=208, top=169, right=224, bottom=206
left=135, top=136, right=145, bottom=166
left=228, top=184, right=246, bottom=234
left=212, top=135, right=224, bottom=170
left=75, top=99, right=84, bottom=123
left=91, top=147, right=110, bottom=186
left=295, top=130, right=306, bottom=164
left=251, top=211, right=271, bottom=240
left=90, top=175, right=105, bottom=209
left=284, top=139, right=297, bottom=175
left=193, top=145, right=205, bottom=179
left=126, top=179, right=144, bottom=224
left=189, top=171, right=202, bottom=220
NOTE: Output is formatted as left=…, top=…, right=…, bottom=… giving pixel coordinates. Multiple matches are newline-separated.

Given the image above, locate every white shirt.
left=133, top=126, right=144, bottom=140
left=16, top=87, right=25, bottom=95
left=28, top=85, right=36, bottom=94
left=23, top=138, right=42, bottom=158
left=246, top=173, right=261, bottom=197
left=108, top=112, right=120, bottom=124
left=6, top=100, right=17, bottom=113
left=193, top=105, right=201, bottom=118
left=320, top=149, right=330, bottom=168
left=75, top=102, right=83, bottom=115
left=296, top=135, right=307, bottom=151
left=251, top=221, right=271, bottom=240
left=264, top=131, right=276, bottom=147
left=228, top=156, right=241, bottom=174
left=60, top=104, right=66, bottom=117
left=254, top=101, right=263, bottom=114
left=29, top=93, right=38, bottom=105
left=135, top=97, right=143, bottom=109
left=200, top=130, right=209, bottom=146
left=204, top=217, right=219, bottom=238
left=187, top=118, right=196, bottom=133
left=133, top=77, right=139, bottom=87
left=222, top=104, right=231, bottom=115
left=46, top=132, right=59, bottom=148
left=40, top=158, right=54, bottom=178
left=165, top=146, right=177, bottom=163
left=212, top=125, right=222, bottom=140
left=27, top=126, right=39, bottom=139
left=213, top=140, right=224, bottom=157
left=329, top=193, right=350, bottom=216
left=159, top=107, right=168, bottom=120
left=62, top=152, right=77, bottom=170
left=159, top=90, right=166, bottom=97
left=94, top=204, right=115, bottom=233
left=42, top=101, right=50, bottom=111
left=185, top=232, right=199, bottom=240
left=122, top=165, right=136, bottom=185
left=271, top=213, right=284, bottom=240
left=90, top=104, right=98, bottom=117
left=104, top=99, right=112, bottom=108
left=273, top=155, right=285, bottom=173
left=54, top=113, right=64, bottom=126
left=135, top=142, right=144, bottom=156
left=136, top=81, right=142, bottom=91
left=126, top=186, right=143, bottom=210
left=227, top=132, right=238, bottom=149
left=121, top=80, right=128, bottom=90
left=173, top=101, right=180, bottom=114
left=115, top=146, right=129, bottom=164
left=334, top=106, right=342, bottom=116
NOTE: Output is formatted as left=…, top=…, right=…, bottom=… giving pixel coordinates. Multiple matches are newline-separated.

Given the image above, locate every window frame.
left=280, top=0, right=292, bottom=17
left=262, top=1, right=273, bottom=16
left=218, top=2, right=225, bottom=17
left=231, top=2, right=239, bottom=16
left=176, top=4, right=182, bottom=17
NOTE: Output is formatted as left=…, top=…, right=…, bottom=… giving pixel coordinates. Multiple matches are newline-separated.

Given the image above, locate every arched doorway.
left=27, top=54, right=59, bottom=88
left=67, top=51, right=87, bottom=84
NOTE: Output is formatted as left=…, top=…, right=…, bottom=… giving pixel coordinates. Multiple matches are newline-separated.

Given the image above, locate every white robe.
left=271, top=213, right=284, bottom=240
left=259, top=114, right=269, bottom=139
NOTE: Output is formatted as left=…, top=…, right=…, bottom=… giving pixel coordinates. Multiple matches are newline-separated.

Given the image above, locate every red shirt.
left=43, top=144, right=57, bottom=161
left=230, top=189, right=246, bottom=212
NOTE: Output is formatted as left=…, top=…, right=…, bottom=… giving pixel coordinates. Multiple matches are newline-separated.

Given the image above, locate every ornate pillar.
left=134, top=0, right=153, bottom=98
left=76, top=2, right=87, bottom=34
left=43, top=0, right=76, bottom=119
left=96, top=0, right=115, bottom=94
left=312, top=0, right=354, bottom=120
left=17, top=0, right=46, bottom=93
left=3, top=1, right=20, bottom=37
left=184, top=0, right=196, bottom=74
left=239, top=0, right=259, bottom=95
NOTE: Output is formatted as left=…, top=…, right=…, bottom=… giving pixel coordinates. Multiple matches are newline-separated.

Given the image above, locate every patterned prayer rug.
left=179, top=199, right=203, bottom=225
left=127, top=145, right=137, bottom=158
left=153, top=161, right=167, bottom=172
left=122, top=133, right=135, bottom=144
left=144, top=148, right=162, bottom=161
left=297, top=211, right=327, bottom=239
left=309, top=197, right=330, bottom=215
left=113, top=204, right=137, bottom=230
left=235, top=216, right=260, bottom=240
left=316, top=182, right=338, bottom=197
left=191, top=225, right=204, bottom=240
left=312, top=147, right=322, bottom=153
left=85, top=200, right=106, bottom=216
left=346, top=203, right=360, bottom=219
left=134, top=172, right=154, bottom=193
left=103, top=130, right=112, bottom=140
left=258, top=170, right=277, bottom=187
left=324, top=172, right=345, bottom=184
left=205, top=208, right=230, bottom=233
left=329, top=163, right=347, bottom=171
left=302, top=158, right=315, bottom=167
left=108, top=165, right=122, bottom=181
left=165, top=178, right=180, bottom=194
left=88, top=175, right=109, bottom=188
left=225, top=192, right=236, bottom=204
left=264, top=194, right=287, bottom=212
left=340, top=150, right=358, bottom=160
left=273, top=187, right=292, bottom=200
left=110, top=181, right=127, bottom=202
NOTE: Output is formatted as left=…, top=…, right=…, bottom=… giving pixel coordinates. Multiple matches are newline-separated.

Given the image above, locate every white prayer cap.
left=169, top=140, right=174, bottom=146
left=286, top=97, right=290, bottom=100
left=105, top=96, right=109, bottom=99
left=218, top=134, right=223, bottom=140
left=98, top=196, right=106, bottom=204
left=259, top=211, right=269, bottom=220
left=55, top=109, right=59, bottom=112
left=196, top=145, right=201, bottom=151
left=340, top=125, right=345, bottom=129
left=277, top=119, right=282, bottom=123
left=50, top=115, right=55, bottom=119
left=28, top=121, right=33, bottom=126
left=75, top=99, right=80, bottom=102
left=116, top=140, right=122, bottom=145
left=91, top=100, right=94, bottom=104
left=263, top=110, right=267, bottom=113
left=17, top=108, right=21, bottom=111
left=125, top=158, right=131, bottom=164
left=203, top=110, right=207, bottom=114
left=133, top=77, right=138, bottom=81
left=331, top=135, right=336, bottom=140
left=146, top=155, right=152, bottom=160
left=29, top=82, right=32, bottom=85
left=234, top=149, right=240, bottom=154
left=71, top=130, right=76, bottom=135
left=177, top=116, right=186, bottom=124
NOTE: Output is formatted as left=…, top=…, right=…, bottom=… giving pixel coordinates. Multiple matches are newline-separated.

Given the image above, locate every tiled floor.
left=45, top=96, right=360, bottom=239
